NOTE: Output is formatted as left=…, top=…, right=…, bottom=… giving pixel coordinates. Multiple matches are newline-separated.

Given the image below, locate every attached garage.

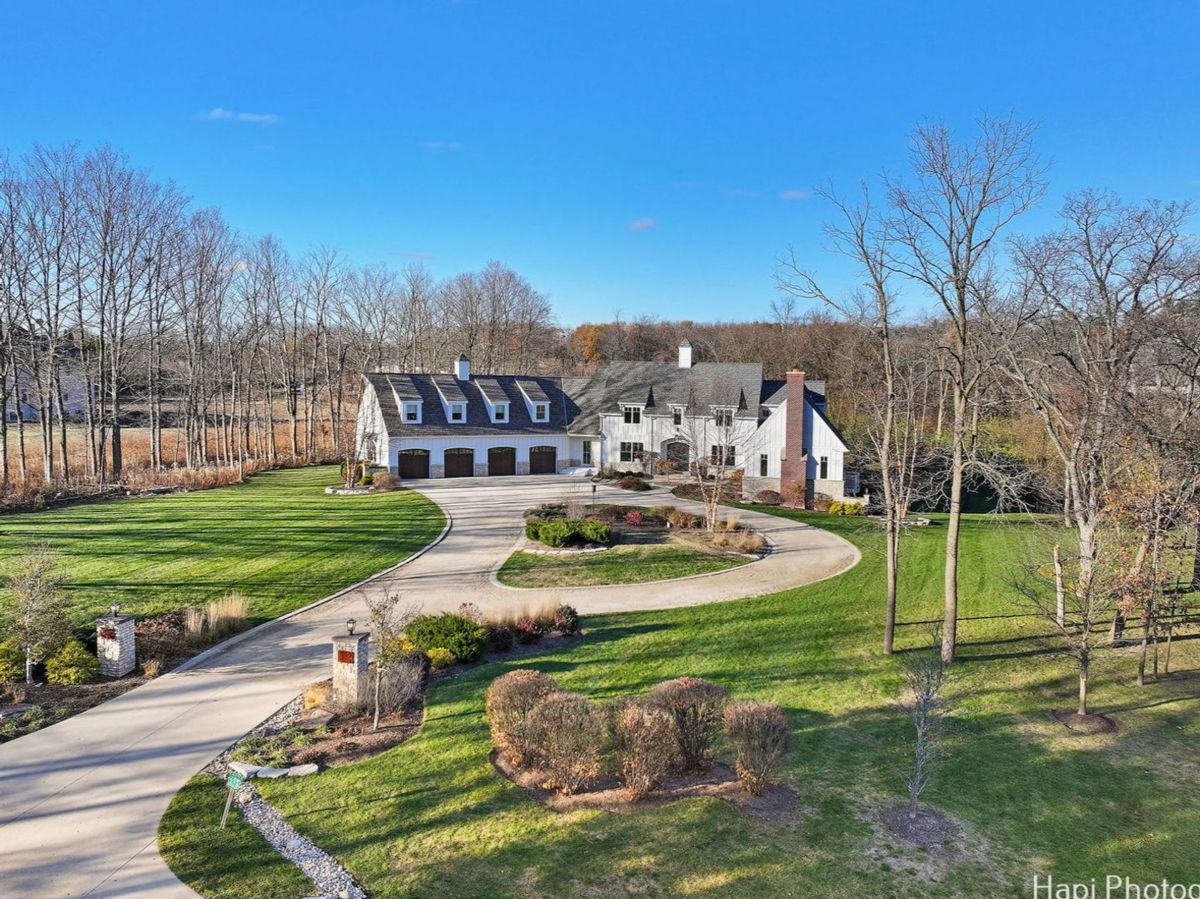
left=443, top=447, right=475, bottom=478
left=488, top=446, right=516, bottom=476
left=529, top=445, right=557, bottom=475
left=398, top=448, right=430, bottom=479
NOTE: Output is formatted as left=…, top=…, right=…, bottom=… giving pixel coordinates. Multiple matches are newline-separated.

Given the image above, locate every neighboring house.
left=3, top=343, right=91, bottom=424
left=355, top=340, right=858, bottom=504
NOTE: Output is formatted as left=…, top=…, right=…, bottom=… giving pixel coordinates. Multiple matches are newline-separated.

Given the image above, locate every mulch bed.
left=1, top=676, right=148, bottom=742
left=493, top=750, right=800, bottom=825
left=290, top=707, right=424, bottom=769
left=1050, top=709, right=1119, bottom=734
left=881, top=803, right=963, bottom=852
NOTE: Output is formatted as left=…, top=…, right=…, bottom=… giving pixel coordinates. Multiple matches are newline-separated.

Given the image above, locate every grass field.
left=496, top=543, right=750, bottom=587
left=0, top=466, right=445, bottom=627
left=162, top=510, right=1200, bottom=899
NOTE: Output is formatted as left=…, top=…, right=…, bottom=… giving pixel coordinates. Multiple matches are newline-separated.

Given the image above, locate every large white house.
left=355, top=340, right=856, bottom=505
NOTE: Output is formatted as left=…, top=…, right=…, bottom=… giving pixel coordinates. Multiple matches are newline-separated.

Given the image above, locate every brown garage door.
left=488, top=446, right=516, bottom=476
left=398, top=449, right=430, bottom=479
left=529, top=445, right=557, bottom=475
left=443, top=447, right=474, bottom=478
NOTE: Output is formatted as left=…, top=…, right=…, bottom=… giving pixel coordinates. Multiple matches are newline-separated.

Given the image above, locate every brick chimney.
left=780, top=369, right=808, bottom=507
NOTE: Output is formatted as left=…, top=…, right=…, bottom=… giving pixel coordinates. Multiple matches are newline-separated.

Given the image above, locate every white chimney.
left=454, top=354, right=470, bottom=381
left=677, top=339, right=693, bottom=369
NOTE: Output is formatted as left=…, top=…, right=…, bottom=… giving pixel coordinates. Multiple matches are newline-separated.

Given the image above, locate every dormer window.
left=533, top=403, right=549, bottom=423
left=493, top=403, right=508, bottom=423
left=713, top=407, right=734, bottom=428
left=449, top=402, right=466, bottom=423
left=403, top=402, right=421, bottom=423
left=622, top=405, right=642, bottom=425
left=671, top=405, right=684, bottom=427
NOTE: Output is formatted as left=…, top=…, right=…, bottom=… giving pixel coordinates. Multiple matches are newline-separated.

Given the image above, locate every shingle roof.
left=364, top=372, right=571, bottom=437
left=366, top=359, right=810, bottom=440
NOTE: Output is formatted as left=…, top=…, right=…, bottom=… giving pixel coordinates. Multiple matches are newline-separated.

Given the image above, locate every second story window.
left=403, top=402, right=421, bottom=423
left=623, top=405, right=641, bottom=425
left=494, top=404, right=507, bottom=423
left=449, top=402, right=466, bottom=423
left=672, top=407, right=683, bottom=426
left=713, top=408, right=734, bottom=428
left=533, top=403, right=549, bottom=422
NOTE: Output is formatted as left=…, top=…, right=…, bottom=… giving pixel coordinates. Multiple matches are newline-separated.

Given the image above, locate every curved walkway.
left=0, top=475, right=857, bottom=897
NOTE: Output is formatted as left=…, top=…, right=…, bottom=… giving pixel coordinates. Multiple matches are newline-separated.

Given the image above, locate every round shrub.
left=405, top=612, right=487, bottom=664
left=624, top=509, right=644, bottom=526
left=486, top=669, right=560, bottom=766
left=487, top=623, right=515, bottom=652
left=45, top=638, right=99, bottom=685
left=552, top=604, right=580, bottom=635
left=1, top=635, right=26, bottom=683
left=648, top=676, right=729, bottom=772
left=613, top=698, right=679, bottom=800
left=724, top=700, right=791, bottom=795
left=525, top=692, right=605, bottom=795
left=514, top=616, right=544, bottom=645
left=753, top=489, right=782, bottom=506
left=426, top=647, right=454, bottom=670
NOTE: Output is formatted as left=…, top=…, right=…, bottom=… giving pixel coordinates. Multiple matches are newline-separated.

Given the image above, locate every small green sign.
left=226, top=770, right=245, bottom=790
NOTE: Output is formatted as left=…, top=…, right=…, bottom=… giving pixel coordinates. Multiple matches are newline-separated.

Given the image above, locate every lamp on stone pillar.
left=331, top=627, right=371, bottom=710
left=96, top=605, right=136, bottom=678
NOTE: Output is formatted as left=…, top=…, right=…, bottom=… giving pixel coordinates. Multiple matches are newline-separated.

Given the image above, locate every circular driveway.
left=0, top=475, right=858, bottom=898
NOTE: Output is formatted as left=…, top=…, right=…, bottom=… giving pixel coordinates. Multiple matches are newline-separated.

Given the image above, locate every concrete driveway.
left=0, top=475, right=857, bottom=897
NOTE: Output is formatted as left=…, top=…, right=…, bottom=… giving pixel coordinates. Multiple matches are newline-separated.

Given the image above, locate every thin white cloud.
left=627, top=218, right=657, bottom=232
left=779, top=188, right=811, bottom=201
left=202, top=107, right=281, bottom=125
left=422, top=140, right=462, bottom=154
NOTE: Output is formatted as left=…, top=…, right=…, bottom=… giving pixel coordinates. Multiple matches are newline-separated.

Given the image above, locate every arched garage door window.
left=488, top=446, right=516, bottom=476
left=443, top=447, right=475, bottom=478
left=398, top=448, right=430, bottom=479
left=529, top=445, right=557, bottom=475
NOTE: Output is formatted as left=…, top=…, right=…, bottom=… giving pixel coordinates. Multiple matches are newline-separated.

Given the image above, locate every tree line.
left=779, top=116, right=1200, bottom=714
left=0, top=144, right=560, bottom=491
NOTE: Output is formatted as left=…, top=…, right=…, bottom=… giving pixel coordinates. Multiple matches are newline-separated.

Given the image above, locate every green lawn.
left=0, top=466, right=445, bottom=626
left=496, top=543, right=750, bottom=587
left=163, top=511, right=1200, bottom=898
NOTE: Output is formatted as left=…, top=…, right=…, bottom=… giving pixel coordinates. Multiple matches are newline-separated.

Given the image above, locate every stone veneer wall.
left=96, top=614, right=136, bottom=678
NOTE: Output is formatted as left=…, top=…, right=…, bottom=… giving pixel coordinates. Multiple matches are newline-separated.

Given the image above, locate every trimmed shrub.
left=578, top=519, right=611, bottom=544
left=613, top=698, right=679, bottom=800
left=373, top=471, right=399, bottom=491
left=624, top=509, right=645, bottom=526
left=753, top=489, right=781, bottom=506
left=0, top=635, right=23, bottom=683
left=648, top=676, right=730, bottom=772
left=514, top=616, right=544, bottom=644
left=486, top=669, right=559, bottom=766
left=829, top=500, right=865, bottom=516
left=426, top=647, right=454, bottom=670
left=525, top=692, right=605, bottom=795
left=618, top=476, right=652, bottom=491
left=487, top=623, right=515, bottom=652
left=552, top=604, right=580, bottom=635
left=358, top=472, right=375, bottom=486
left=667, top=509, right=700, bottom=530
left=406, top=612, right=488, bottom=664
left=527, top=517, right=613, bottom=548
left=724, top=700, right=790, bottom=795
left=45, top=638, right=99, bottom=685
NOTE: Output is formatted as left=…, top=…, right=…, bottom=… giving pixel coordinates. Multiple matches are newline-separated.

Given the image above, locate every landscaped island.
left=497, top=502, right=764, bottom=588
left=160, top=508, right=1200, bottom=898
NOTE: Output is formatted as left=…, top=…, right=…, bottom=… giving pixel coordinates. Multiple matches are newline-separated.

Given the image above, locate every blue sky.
left=2, top=1, right=1198, bottom=325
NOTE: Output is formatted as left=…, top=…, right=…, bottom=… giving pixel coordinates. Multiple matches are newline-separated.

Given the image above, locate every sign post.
left=220, top=769, right=245, bottom=828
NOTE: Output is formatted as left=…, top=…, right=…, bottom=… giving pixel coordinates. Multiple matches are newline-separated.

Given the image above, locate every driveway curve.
left=0, top=475, right=857, bottom=898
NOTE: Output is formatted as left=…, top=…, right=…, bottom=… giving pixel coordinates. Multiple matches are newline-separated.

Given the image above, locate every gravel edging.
left=235, top=782, right=366, bottom=899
